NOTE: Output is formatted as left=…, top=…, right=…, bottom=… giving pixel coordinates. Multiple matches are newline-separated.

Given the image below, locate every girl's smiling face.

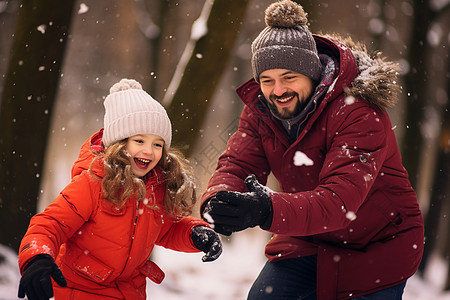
left=125, top=134, right=164, bottom=177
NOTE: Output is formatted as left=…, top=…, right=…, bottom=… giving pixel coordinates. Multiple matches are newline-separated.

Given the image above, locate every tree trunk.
left=0, top=0, right=75, bottom=251
left=166, top=0, right=250, bottom=155
left=418, top=132, right=449, bottom=275
left=442, top=136, right=450, bottom=289
left=411, top=1, right=450, bottom=276
left=439, top=62, right=450, bottom=289
left=401, top=0, right=431, bottom=188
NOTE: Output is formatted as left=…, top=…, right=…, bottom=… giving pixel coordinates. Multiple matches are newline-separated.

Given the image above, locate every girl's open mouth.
left=134, top=158, right=151, bottom=169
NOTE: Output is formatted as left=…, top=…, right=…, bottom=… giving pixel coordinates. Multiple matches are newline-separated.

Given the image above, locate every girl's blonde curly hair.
left=90, top=140, right=196, bottom=218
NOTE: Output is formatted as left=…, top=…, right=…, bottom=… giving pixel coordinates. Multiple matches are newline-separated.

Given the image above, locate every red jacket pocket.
left=72, top=251, right=113, bottom=283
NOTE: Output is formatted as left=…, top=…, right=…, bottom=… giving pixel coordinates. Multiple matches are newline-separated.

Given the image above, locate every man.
left=200, top=1, right=424, bottom=299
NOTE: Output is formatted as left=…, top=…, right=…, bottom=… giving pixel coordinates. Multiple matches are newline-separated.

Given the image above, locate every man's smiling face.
left=259, top=69, right=314, bottom=119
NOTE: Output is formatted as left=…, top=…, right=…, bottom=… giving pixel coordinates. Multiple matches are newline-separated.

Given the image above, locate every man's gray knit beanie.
left=251, top=0, right=322, bottom=82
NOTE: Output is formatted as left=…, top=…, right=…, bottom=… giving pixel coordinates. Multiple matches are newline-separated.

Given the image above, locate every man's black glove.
left=203, top=174, right=273, bottom=236
left=18, top=254, right=67, bottom=300
left=191, top=226, right=223, bottom=262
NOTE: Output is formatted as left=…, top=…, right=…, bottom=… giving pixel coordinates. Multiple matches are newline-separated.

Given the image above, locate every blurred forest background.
left=0, top=0, right=449, bottom=294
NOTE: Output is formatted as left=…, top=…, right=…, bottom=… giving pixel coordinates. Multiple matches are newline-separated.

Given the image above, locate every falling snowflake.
left=37, top=25, right=46, bottom=34
left=346, top=211, right=357, bottom=221
left=78, top=3, right=89, bottom=14
left=344, top=96, right=355, bottom=105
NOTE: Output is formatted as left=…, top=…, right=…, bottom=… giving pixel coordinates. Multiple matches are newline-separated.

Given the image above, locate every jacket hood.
left=323, top=33, right=401, bottom=108
left=71, top=130, right=105, bottom=179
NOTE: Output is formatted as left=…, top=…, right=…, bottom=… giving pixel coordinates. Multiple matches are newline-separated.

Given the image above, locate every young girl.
left=17, top=79, right=222, bottom=300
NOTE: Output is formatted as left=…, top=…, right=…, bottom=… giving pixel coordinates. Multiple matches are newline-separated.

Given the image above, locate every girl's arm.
left=18, top=172, right=97, bottom=272
left=156, top=216, right=209, bottom=253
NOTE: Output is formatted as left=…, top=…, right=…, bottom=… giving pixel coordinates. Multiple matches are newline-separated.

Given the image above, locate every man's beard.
left=267, top=92, right=306, bottom=119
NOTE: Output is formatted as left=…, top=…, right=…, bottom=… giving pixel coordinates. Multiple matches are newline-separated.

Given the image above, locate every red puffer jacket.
left=201, top=35, right=424, bottom=299
left=19, top=130, right=207, bottom=299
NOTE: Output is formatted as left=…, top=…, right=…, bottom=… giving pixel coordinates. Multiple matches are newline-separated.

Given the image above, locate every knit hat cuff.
left=103, top=111, right=172, bottom=148
left=252, top=45, right=322, bottom=82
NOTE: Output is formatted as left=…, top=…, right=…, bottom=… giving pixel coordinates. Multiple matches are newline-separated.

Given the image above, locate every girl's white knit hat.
left=102, top=78, right=172, bottom=148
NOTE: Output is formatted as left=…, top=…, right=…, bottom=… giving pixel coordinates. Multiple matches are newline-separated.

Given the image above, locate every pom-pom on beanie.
left=103, top=78, right=172, bottom=148
left=251, top=0, right=322, bottom=82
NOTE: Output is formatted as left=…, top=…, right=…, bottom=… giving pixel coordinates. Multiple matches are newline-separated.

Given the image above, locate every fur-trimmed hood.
left=324, top=33, right=401, bottom=108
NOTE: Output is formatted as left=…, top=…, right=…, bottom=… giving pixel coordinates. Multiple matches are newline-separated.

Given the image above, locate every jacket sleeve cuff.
left=260, top=201, right=274, bottom=230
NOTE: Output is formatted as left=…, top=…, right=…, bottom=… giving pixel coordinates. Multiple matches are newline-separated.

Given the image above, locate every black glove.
left=203, top=174, right=273, bottom=236
left=18, top=254, right=67, bottom=300
left=191, top=226, right=223, bottom=262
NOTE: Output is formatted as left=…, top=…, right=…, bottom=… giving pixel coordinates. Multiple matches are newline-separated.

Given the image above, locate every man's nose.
left=273, top=81, right=287, bottom=96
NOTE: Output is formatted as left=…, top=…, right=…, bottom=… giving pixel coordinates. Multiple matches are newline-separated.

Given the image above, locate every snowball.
left=293, top=151, right=314, bottom=166
left=203, top=212, right=215, bottom=229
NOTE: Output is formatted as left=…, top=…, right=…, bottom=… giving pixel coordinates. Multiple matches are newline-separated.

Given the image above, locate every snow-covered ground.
left=1, top=229, right=450, bottom=299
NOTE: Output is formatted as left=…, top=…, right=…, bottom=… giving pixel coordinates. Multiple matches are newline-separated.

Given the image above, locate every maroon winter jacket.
left=201, top=35, right=424, bottom=299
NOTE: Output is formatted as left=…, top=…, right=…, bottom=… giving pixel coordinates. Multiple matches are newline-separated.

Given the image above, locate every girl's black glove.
left=203, top=174, right=273, bottom=236
left=18, top=254, right=67, bottom=300
left=191, top=226, right=222, bottom=262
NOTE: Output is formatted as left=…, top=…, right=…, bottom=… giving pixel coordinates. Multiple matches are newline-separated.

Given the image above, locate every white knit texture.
left=103, top=86, right=172, bottom=148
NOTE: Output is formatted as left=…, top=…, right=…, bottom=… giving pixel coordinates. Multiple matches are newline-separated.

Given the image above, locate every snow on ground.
left=1, top=229, right=450, bottom=299
left=146, top=228, right=268, bottom=299
left=0, top=244, right=21, bottom=299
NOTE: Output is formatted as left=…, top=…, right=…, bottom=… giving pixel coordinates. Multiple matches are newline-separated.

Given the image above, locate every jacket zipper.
left=132, top=200, right=139, bottom=238
left=117, top=199, right=140, bottom=279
